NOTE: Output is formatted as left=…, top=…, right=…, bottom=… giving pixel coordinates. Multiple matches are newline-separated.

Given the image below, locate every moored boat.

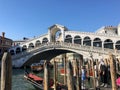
left=24, top=71, right=44, bottom=90
left=31, top=63, right=44, bottom=73
left=24, top=71, right=67, bottom=90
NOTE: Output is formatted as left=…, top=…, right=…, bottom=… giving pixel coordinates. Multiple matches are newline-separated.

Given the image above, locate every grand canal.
left=1, top=65, right=63, bottom=90
left=12, top=69, right=36, bottom=90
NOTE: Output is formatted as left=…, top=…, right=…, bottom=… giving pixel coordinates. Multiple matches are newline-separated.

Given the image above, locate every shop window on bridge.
left=10, top=50, right=15, bottom=55
left=42, top=38, right=48, bottom=44
left=93, top=38, right=102, bottom=47
left=16, top=47, right=21, bottom=54
left=74, top=35, right=81, bottom=44
left=83, top=36, right=91, bottom=46
left=22, top=45, right=27, bottom=51
left=104, top=39, right=113, bottom=49
left=35, top=40, right=41, bottom=47
left=115, top=40, right=120, bottom=50
left=28, top=43, right=34, bottom=49
left=65, top=35, right=72, bottom=43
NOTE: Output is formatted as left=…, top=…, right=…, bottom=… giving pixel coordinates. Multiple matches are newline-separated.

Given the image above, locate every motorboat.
left=31, top=63, right=43, bottom=73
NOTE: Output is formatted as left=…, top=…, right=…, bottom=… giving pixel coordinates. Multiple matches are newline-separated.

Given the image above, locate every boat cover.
left=28, top=73, right=43, bottom=81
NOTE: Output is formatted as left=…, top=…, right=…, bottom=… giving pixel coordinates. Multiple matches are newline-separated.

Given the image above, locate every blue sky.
left=0, top=0, right=120, bottom=40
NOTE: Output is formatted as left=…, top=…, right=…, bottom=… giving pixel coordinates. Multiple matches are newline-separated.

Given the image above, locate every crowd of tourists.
left=73, top=58, right=120, bottom=89
left=85, top=58, right=120, bottom=88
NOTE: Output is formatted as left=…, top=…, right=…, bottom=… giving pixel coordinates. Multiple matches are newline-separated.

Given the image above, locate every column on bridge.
left=102, top=41, right=104, bottom=50
left=91, top=40, right=93, bottom=48
left=61, top=29, right=65, bottom=42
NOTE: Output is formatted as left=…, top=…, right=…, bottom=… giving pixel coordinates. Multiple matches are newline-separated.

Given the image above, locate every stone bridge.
left=12, top=42, right=119, bottom=68
left=8, top=24, right=120, bottom=68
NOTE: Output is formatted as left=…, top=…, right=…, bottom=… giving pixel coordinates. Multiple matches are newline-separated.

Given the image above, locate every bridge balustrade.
left=12, top=42, right=120, bottom=60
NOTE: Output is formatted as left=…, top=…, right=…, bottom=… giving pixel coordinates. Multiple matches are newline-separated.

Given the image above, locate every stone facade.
left=0, top=32, right=13, bottom=56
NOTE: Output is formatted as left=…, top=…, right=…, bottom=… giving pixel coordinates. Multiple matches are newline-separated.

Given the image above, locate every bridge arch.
left=22, top=47, right=90, bottom=67
left=48, top=24, right=68, bottom=42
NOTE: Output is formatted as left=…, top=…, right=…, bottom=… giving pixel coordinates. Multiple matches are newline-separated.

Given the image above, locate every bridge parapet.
left=12, top=42, right=120, bottom=60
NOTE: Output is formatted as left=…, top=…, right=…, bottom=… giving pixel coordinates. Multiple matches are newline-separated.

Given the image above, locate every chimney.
left=2, top=32, right=5, bottom=38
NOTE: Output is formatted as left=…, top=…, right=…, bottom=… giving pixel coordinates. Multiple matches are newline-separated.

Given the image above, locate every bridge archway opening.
left=10, top=49, right=15, bottom=55
left=22, top=45, right=27, bottom=51
left=49, top=24, right=68, bottom=42
left=42, top=38, right=48, bottom=44
left=115, top=40, right=120, bottom=50
left=83, top=36, right=91, bottom=46
left=65, top=35, right=72, bottom=43
left=74, top=35, right=81, bottom=44
left=16, top=47, right=21, bottom=54
left=35, top=40, right=41, bottom=47
left=28, top=43, right=34, bottom=49
left=93, top=38, right=102, bottom=47
left=104, top=39, right=113, bottom=49
left=50, top=28, right=62, bottom=42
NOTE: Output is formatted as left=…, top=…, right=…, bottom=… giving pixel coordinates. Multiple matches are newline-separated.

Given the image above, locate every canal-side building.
left=0, top=32, right=13, bottom=58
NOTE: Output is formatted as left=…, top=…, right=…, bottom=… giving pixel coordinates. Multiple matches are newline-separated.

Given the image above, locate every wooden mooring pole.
left=75, top=59, right=81, bottom=90
left=109, top=53, right=117, bottom=90
left=64, top=55, right=67, bottom=85
left=44, top=60, right=49, bottom=90
left=1, top=52, right=12, bottom=90
left=53, top=58, right=57, bottom=90
left=67, top=61, right=74, bottom=90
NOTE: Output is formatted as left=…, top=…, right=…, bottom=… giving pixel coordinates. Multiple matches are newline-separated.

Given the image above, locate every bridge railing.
left=12, top=42, right=120, bottom=60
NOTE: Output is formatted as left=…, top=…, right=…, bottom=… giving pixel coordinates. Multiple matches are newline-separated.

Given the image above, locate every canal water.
left=12, top=69, right=36, bottom=90
left=0, top=62, right=65, bottom=90
left=1, top=66, right=63, bottom=90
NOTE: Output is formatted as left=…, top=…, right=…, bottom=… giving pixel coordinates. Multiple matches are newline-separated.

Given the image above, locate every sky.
left=0, top=0, right=120, bottom=40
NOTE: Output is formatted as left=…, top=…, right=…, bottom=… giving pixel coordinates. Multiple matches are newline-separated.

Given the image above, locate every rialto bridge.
left=9, top=24, right=120, bottom=68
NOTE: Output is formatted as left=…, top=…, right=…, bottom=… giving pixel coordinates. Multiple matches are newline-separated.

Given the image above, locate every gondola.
left=24, top=71, right=67, bottom=90
left=24, top=71, right=44, bottom=90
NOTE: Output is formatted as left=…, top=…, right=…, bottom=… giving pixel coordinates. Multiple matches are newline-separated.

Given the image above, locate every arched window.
left=16, top=47, right=21, bottom=54
left=28, top=43, right=34, bottom=48
left=104, top=39, right=113, bottom=49
left=74, top=35, right=81, bottom=44
left=35, top=40, right=41, bottom=47
left=83, top=36, right=91, bottom=46
left=93, top=38, right=102, bottom=47
left=42, top=38, right=48, bottom=44
left=10, top=50, right=15, bottom=55
left=22, top=45, right=27, bottom=51
left=65, top=35, right=72, bottom=43
left=115, top=40, right=120, bottom=50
